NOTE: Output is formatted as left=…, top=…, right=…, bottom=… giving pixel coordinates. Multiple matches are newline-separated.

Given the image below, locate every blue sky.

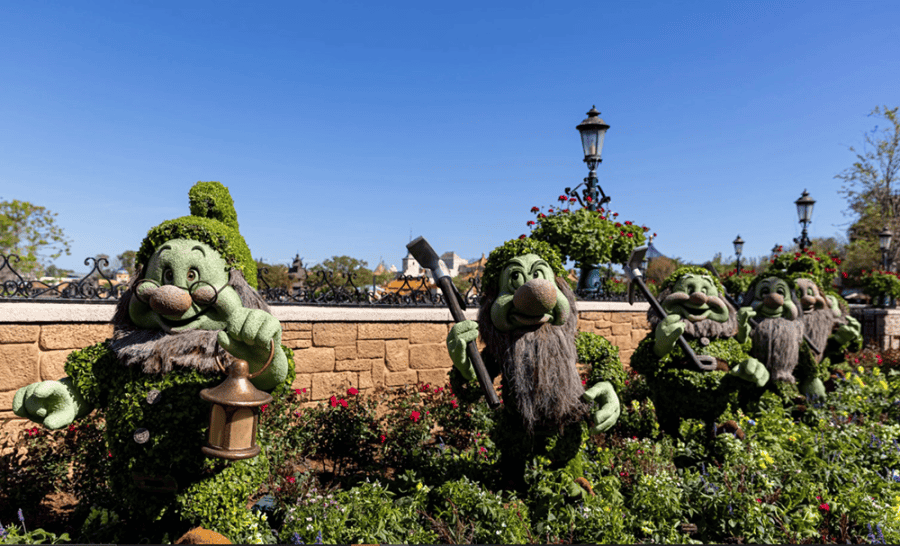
left=2, top=1, right=899, bottom=275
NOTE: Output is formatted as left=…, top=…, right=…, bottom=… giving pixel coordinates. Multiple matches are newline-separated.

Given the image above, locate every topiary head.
left=481, top=238, right=570, bottom=332
left=659, top=266, right=730, bottom=324
left=135, top=182, right=257, bottom=288
left=743, top=272, right=800, bottom=320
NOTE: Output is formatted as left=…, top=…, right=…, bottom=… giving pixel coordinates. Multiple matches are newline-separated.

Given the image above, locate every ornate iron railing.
left=0, top=253, right=643, bottom=305
left=0, top=254, right=126, bottom=301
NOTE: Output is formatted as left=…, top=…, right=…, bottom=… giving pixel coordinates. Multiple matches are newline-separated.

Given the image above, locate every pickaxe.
left=406, top=236, right=501, bottom=408
left=622, top=247, right=718, bottom=372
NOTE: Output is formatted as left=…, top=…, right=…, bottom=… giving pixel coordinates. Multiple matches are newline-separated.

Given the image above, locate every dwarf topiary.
left=447, top=238, right=620, bottom=499
left=13, top=182, right=295, bottom=542
left=630, top=267, right=768, bottom=438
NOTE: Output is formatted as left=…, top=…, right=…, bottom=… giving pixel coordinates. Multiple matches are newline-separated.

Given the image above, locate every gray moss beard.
left=108, top=269, right=270, bottom=375
left=478, top=279, right=589, bottom=436
left=750, top=317, right=803, bottom=383
left=649, top=289, right=738, bottom=339
left=802, top=308, right=836, bottom=362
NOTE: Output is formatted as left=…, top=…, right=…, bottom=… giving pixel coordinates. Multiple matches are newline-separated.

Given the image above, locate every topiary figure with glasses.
left=13, top=182, right=295, bottom=543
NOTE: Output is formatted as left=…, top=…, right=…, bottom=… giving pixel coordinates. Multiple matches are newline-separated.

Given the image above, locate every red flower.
left=586, top=196, right=593, bottom=202
left=330, top=395, right=338, bottom=407
left=819, top=503, right=830, bottom=511
left=410, top=410, right=421, bottom=423
left=286, top=476, right=296, bottom=484
left=615, top=222, right=622, bottom=227
left=627, top=233, right=633, bottom=238
left=653, top=232, right=657, bottom=237
left=548, top=208, right=554, bottom=214
left=599, top=216, right=606, bottom=220
left=348, top=387, right=359, bottom=396
left=339, top=399, right=348, bottom=408
left=531, top=206, right=539, bottom=213
left=581, top=379, right=586, bottom=385
left=569, top=198, right=576, bottom=203
left=108, top=451, right=113, bottom=458
left=558, top=195, right=567, bottom=202
left=519, top=234, right=527, bottom=239
left=294, top=389, right=301, bottom=395
left=261, top=404, right=269, bottom=413
left=538, top=213, right=546, bottom=218
left=624, top=221, right=632, bottom=225
left=68, top=424, right=76, bottom=432
left=561, top=208, right=570, bottom=213
left=527, top=220, right=535, bottom=226
left=612, top=212, right=618, bottom=217
left=643, top=226, right=649, bottom=231
left=450, top=399, right=458, bottom=409
left=380, top=434, right=387, bottom=443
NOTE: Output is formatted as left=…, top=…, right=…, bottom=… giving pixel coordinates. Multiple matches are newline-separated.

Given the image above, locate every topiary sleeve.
left=63, top=341, right=116, bottom=410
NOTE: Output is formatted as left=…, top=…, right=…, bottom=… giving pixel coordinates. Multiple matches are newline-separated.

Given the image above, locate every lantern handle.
left=213, top=338, right=277, bottom=380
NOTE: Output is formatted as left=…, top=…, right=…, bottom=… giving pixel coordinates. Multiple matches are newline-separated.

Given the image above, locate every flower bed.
left=2, top=350, right=900, bottom=544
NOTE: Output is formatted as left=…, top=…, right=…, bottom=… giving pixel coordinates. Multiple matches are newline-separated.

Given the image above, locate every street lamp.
left=733, top=235, right=744, bottom=272
left=879, top=225, right=893, bottom=270
left=793, top=189, right=815, bottom=251
left=565, top=106, right=611, bottom=212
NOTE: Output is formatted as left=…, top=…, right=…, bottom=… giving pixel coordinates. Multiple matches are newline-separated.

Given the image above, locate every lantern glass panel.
left=880, top=228, right=893, bottom=250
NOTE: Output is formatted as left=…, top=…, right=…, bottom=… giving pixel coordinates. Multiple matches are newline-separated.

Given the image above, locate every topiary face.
left=794, top=277, right=827, bottom=314
left=748, top=276, right=798, bottom=319
left=489, top=253, right=571, bottom=332
left=661, top=273, right=730, bottom=323
left=129, top=239, right=236, bottom=333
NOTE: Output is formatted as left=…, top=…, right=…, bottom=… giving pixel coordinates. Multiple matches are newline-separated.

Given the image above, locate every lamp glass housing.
left=795, top=190, right=815, bottom=224
left=880, top=226, right=893, bottom=251
left=733, top=235, right=744, bottom=256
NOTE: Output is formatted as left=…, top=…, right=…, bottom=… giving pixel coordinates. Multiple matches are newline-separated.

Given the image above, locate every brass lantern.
left=200, top=340, right=275, bottom=460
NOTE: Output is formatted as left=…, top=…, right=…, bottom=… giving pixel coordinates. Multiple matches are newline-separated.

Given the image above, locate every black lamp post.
left=565, top=106, right=611, bottom=212
left=879, top=225, right=893, bottom=270
left=733, top=235, right=744, bottom=273
left=793, top=190, right=815, bottom=251
left=566, top=106, right=611, bottom=293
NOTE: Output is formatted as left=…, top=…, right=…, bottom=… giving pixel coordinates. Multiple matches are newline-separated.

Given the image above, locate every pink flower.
left=348, top=387, right=359, bottom=396
left=108, top=451, right=113, bottom=458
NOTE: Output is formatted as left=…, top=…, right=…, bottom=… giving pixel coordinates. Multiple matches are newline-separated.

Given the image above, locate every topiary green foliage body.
left=12, top=182, right=295, bottom=542
left=632, top=267, right=769, bottom=438
left=577, top=331, right=626, bottom=394
left=529, top=207, right=647, bottom=268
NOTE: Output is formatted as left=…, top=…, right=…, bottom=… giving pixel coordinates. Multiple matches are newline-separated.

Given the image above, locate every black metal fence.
left=0, top=253, right=643, bottom=305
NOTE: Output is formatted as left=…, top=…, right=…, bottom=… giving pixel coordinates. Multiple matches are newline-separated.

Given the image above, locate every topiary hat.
left=135, top=182, right=259, bottom=288
left=481, top=237, right=567, bottom=293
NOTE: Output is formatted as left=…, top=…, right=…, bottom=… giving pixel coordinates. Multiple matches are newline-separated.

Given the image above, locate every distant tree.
left=0, top=199, right=71, bottom=279
left=44, top=264, right=73, bottom=279
left=837, top=105, right=900, bottom=273
left=645, top=256, right=680, bottom=288
left=308, top=256, right=374, bottom=287
left=116, top=250, right=137, bottom=276
left=255, top=259, right=293, bottom=290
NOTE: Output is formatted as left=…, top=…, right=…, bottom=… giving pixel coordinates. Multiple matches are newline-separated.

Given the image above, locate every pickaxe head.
left=625, top=246, right=648, bottom=304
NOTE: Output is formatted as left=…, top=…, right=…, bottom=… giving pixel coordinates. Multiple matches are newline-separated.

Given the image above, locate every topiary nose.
left=150, top=285, right=193, bottom=316
left=513, top=279, right=557, bottom=316
left=764, top=293, right=784, bottom=308
left=689, top=292, right=708, bottom=305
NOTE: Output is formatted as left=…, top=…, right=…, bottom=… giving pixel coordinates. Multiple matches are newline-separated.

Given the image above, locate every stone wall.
left=0, top=302, right=651, bottom=420
left=851, top=306, right=900, bottom=351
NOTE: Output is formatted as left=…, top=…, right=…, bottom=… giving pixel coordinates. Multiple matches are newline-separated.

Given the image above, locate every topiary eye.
left=508, top=270, right=525, bottom=289
left=187, top=268, right=199, bottom=283
left=163, top=268, right=174, bottom=284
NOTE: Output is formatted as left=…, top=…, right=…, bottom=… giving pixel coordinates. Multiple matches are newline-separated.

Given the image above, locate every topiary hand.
left=212, top=286, right=286, bottom=390
left=582, top=381, right=620, bottom=434
left=730, top=357, right=769, bottom=387
left=447, top=320, right=478, bottom=381
left=799, top=376, right=826, bottom=399
left=834, top=317, right=862, bottom=346
left=653, top=314, right=684, bottom=357
left=736, top=306, right=756, bottom=343
left=12, top=377, right=91, bottom=429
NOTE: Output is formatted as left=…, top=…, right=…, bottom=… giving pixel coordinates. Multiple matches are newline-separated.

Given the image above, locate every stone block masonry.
left=0, top=302, right=651, bottom=419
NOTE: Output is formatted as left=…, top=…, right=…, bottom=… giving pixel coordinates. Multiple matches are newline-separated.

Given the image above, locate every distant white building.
left=402, top=251, right=469, bottom=278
